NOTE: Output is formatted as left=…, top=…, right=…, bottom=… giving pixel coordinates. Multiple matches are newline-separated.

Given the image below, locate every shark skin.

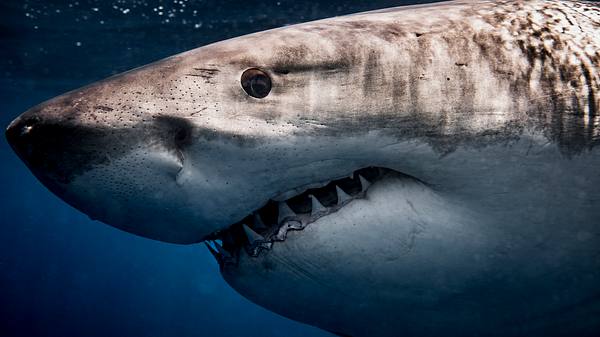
left=5, top=1, right=600, bottom=336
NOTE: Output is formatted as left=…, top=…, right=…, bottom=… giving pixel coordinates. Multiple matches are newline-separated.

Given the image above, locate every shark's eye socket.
left=241, top=68, right=271, bottom=98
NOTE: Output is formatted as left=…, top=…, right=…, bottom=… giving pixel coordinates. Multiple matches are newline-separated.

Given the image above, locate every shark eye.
left=241, top=68, right=271, bottom=98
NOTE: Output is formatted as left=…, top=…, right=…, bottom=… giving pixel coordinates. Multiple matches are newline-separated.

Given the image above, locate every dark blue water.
left=0, top=1, right=436, bottom=336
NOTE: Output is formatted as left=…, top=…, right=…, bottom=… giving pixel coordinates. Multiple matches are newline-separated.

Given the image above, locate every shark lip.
left=204, top=167, right=397, bottom=266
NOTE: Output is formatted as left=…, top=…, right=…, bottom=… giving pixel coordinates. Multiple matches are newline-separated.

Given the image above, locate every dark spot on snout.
left=153, top=115, right=193, bottom=150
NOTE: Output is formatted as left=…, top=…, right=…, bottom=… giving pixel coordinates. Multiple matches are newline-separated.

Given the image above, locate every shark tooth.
left=253, top=213, right=268, bottom=230
left=310, top=194, right=326, bottom=215
left=243, top=223, right=265, bottom=244
left=336, top=185, right=352, bottom=204
left=204, top=242, right=220, bottom=261
left=358, top=174, right=371, bottom=192
left=285, top=219, right=304, bottom=230
left=214, top=241, right=232, bottom=258
left=278, top=201, right=296, bottom=224
left=273, top=223, right=290, bottom=241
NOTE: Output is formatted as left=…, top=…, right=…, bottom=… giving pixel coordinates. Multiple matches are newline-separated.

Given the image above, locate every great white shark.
left=5, top=0, right=600, bottom=336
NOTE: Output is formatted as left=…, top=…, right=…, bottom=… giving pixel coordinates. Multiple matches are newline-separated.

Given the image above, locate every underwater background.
left=1, top=1, right=438, bottom=336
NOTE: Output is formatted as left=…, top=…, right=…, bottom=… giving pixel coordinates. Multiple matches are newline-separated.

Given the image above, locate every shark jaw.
left=204, top=167, right=406, bottom=265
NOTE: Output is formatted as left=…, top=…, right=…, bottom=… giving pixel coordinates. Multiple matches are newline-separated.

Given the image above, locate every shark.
left=5, top=1, right=600, bottom=336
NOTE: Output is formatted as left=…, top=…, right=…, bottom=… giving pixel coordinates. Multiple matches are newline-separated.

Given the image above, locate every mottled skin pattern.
left=5, top=1, right=600, bottom=336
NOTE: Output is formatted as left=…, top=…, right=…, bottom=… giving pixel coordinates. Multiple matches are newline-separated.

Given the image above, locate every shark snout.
left=5, top=116, right=32, bottom=161
left=6, top=103, right=105, bottom=189
left=6, top=114, right=49, bottom=175
left=5, top=95, right=219, bottom=244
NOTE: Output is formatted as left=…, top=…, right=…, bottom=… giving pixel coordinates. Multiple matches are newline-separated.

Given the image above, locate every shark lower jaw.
left=204, top=166, right=406, bottom=266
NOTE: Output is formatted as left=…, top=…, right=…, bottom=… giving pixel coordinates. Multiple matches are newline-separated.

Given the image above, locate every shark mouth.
left=204, top=167, right=396, bottom=266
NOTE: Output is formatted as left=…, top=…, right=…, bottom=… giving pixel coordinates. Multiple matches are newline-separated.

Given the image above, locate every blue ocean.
left=0, top=1, right=437, bottom=336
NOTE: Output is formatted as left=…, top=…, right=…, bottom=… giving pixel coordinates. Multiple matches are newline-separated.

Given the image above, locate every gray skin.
left=5, top=1, right=600, bottom=336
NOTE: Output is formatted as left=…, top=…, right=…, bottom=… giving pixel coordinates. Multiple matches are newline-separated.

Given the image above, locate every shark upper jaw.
left=6, top=100, right=396, bottom=245
left=203, top=166, right=400, bottom=266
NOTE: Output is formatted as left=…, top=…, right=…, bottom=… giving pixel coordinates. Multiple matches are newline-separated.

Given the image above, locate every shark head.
left=6, top=1, right=600, bottom=336
left=5, top=20, right=416, bottom=244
